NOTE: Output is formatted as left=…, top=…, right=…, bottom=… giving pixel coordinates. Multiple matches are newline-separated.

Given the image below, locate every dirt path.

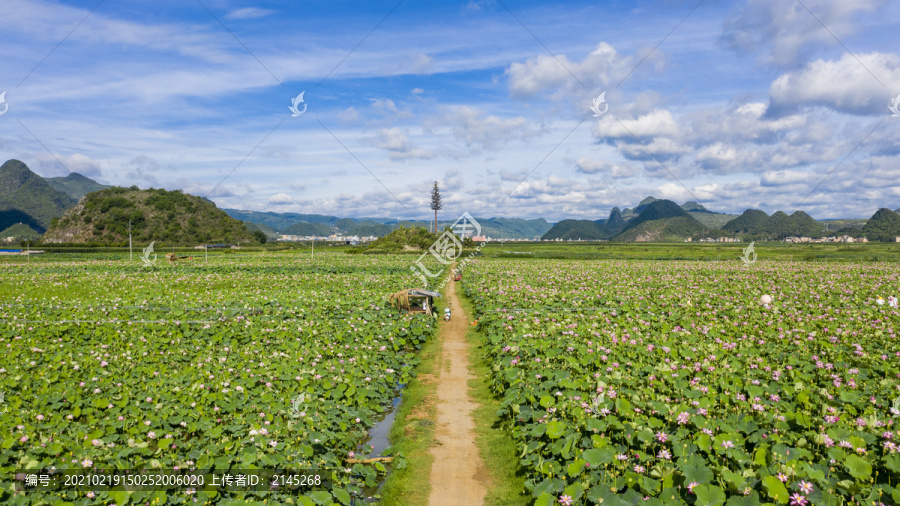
left=428, top=275, right=488, bottom=506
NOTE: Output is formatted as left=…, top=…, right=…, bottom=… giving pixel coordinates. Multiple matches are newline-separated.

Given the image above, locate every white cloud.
left=124, top=155, right=160, bottom=186
left=375, top=128, right=434, bottom=160
left=656, top=182, right=719, bottom=203
left=575, top=158, right=637, bottom=178
left=409, top=53, right=432, bottom=73
left=506, top=42, right=652, bottom=99
left=28, top=153, right=103, bottom=178
left=368, top=99, right=414, bottom=121
left=690, top=103, right=807, bottom=144
left=225, top=8, right=275, bottom=20
left=372, top=99, right=399, bottom=113
left=592, top=109, right=679, bottom=140
left=696, top=143, right=740, bottom=171
left=438, top=106, right=539, bottom=151
left=768, top=52, right=900, bottom=115
left=618, top=137, right=691, bottom=162
left=721, top=0, right=883, bottom=67
left=591, top=110, right=689, bottom=163
left=337, top=107, right=360, bottom=125
left=465, top=0, right=496, bottom=12
left=760, top=169, right=817, bottom=186
left=411, top=88, right=424, bottom=94
left=268, top=193, right=294, bottom=205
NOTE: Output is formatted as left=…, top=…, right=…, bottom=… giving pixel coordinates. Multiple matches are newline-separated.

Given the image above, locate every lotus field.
left=464, top=259, right=900, bottom=505
left=0, top=253, right=437, bottom=505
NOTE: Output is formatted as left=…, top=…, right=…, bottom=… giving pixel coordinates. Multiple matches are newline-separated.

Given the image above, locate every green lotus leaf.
left=762, top=476, right=789, bottom=504
left=845, top=454, right=872, bottom=480
left=546, top=421, right=566, bottom=439
left=694, top=484, right=726, bottom=506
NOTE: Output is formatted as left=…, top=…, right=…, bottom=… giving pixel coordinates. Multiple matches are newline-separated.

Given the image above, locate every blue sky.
left=1, top=0, right=899, bottom=221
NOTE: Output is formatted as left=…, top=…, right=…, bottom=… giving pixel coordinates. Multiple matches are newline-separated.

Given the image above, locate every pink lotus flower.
left=790, top=493, right=808, bottom=505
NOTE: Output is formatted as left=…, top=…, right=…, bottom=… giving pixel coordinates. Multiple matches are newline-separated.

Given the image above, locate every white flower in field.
left=760, top=295, right=772, bottom=305
left=889, top=296, right=899, bottom=308
left=876, top=298, right=885, bottom=306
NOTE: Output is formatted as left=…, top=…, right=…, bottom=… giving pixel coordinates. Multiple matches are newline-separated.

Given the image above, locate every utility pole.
left=129, top=220, right=133, bottom=261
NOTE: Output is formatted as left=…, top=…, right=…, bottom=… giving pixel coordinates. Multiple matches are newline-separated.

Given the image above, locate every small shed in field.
left=388, top=289, right=441, bottom=315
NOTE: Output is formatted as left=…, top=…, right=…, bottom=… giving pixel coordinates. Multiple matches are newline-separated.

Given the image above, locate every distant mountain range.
left=542, top=199, right=729, bottom=241
left=224, top=208, right=553, bottom=240
left=541, top=197, right=900, bottom=242
left=1, top=158, right=898, bottom=244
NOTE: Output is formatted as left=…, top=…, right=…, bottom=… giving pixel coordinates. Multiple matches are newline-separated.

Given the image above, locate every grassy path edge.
left=458, top=285, right=530, bottom=505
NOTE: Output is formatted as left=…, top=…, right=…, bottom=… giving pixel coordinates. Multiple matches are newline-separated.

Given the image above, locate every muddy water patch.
left=350, top=388, right=404, bottom=504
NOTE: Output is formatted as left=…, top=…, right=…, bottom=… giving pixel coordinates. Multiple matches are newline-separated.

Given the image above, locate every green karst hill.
left=542, top=198, right=706, bottom=241
left=0, top=223, right=43, bottom=242
left=42, top=187, right=259, bottom=245
left=360, top=226, right=477, bottom=253
left=0, top=159, right=77, bottom=233
left=862, top=208, right=900, bottom=242
left=722, top=209, right=825, bottom=239
left=614, top=199, right=707, bottom=241
left=45, top=172, right=111, bottom=199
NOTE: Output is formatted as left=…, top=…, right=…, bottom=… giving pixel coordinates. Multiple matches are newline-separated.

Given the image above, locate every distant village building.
left=784, top=235, right=869, bottom=243
left=695, top=237, right=740, bottom=243
left=277, top=234, right=376, bottom=243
